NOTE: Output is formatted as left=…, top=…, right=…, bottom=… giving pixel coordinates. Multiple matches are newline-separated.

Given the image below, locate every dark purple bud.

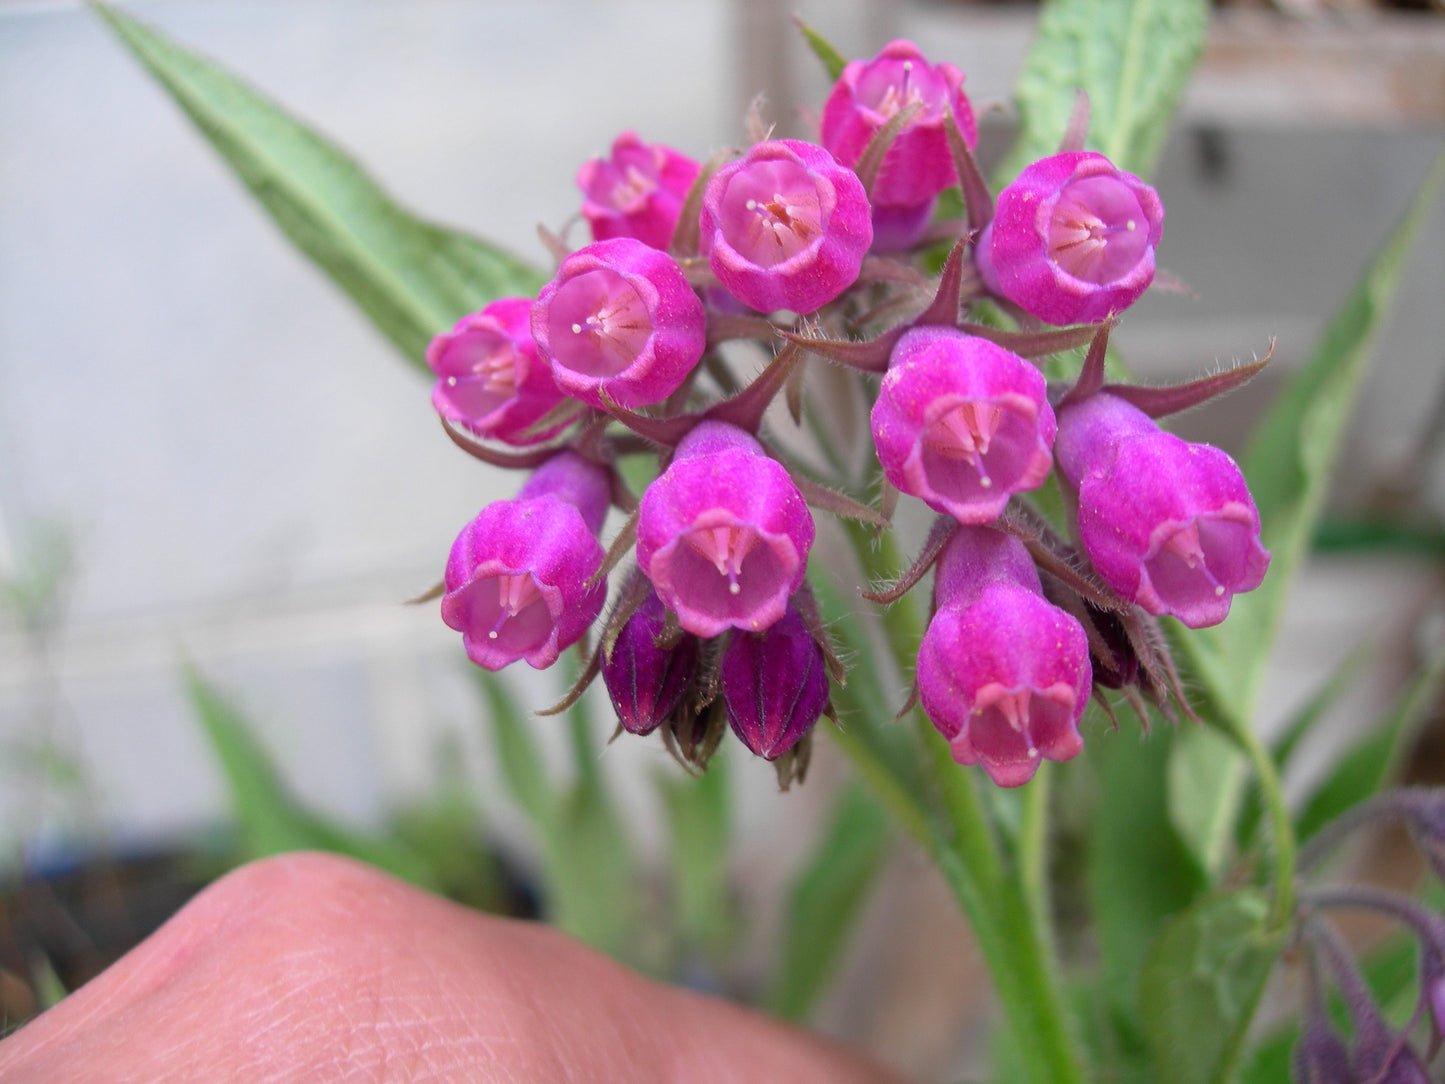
left=720, top=603, right=829, bottom=761
left=602, top=590, right=700, bottom=736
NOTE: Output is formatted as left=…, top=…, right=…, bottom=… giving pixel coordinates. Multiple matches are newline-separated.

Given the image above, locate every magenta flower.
left=441, top=452, right=610, bottom=671
left=977, top=151, right=1164, bottom=326
left=819, top=39, right=978, bottom=250
left=721, top=602, right=829, bottom=760
left=426, top=298, right=567, bottom=446
left=872, top=327, right=1055, bottom=525
left=601, top=589, right=700, bottom=736
left=1055, top=392, right=1269, bottom=628
left=577, top=131, right=701, bottom=252
left=636, top=421, right=814, bottom=638
left=917, top=526, right=1090, bottom=787
left=532, top=237, right=706, bottom=409
left=699, top=139, right=872, bottom=314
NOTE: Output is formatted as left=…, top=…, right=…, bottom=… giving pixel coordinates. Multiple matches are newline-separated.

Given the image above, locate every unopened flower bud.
left=918, top=526, right=1090, bottom=787
left=426, top=298, right=567, bottom=446
left=977, top=151, right=1163, bottom=326
left=1055, top=392, right=1269, bottom=628
left=532, top=237, right=706, bottom=409
left=720, top=603, right=829, bottom=760
left=577, top=131, right=701, bottom=251
left=871, top=327, right=1055, bottom=525
left=602, top=589, right=700, bottom=736
left=819, top=39, right=977, bottom=250
left=699, top=139, right=872, bottom=314
left=441, top=452, right=610, bottom=671
left=637, top=421, right=814, bottom=638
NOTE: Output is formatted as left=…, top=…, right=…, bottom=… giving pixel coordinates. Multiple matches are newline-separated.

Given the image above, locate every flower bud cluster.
left=426, top=35, right=1269, bottom=788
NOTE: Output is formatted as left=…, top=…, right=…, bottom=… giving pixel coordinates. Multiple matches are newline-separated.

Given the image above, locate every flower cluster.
left=429, top=37, right=1269, bottom=788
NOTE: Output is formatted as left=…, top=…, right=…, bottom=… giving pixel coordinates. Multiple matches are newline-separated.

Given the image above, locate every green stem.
left=1232, top=718, right=1296, bottom=929
left=1019, top=760, right=1055, bottom=957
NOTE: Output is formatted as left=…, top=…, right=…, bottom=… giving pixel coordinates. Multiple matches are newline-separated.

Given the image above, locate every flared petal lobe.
left=977, top=151, right=1163, bottom=326
left=700, top=139, right=872, bottom=314
left=917, top=527, right=1090, bottom=787
left=636, top=421, right=814, bottom=638
left=441, top=452, right=610, bottom=671
left=872, top=327, right=1055, bottom=524
left=1055, top=392, right=1269, bottom=628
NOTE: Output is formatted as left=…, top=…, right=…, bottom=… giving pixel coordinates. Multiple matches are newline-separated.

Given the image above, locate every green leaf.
left=1087, top=728, right=1206, bottom=1016
left=999, top=0, right=1209, bottom=182
left=182, top=665, right=438, bottom=888
left=657, top=753, right=737, bottom=963
left=1167, top=725, right=1247, bottom=880
left=766, top=783, right=893, bottom=1021
left=1184, top=153, right=1445, bottom=723
left=1139, top=889, right=1285, bottom=1084
left=795, top=18, right=848, bottom=82
left=1295, top=639, right=1445, bottom=844
left=93, top=3, right=545, bottom=371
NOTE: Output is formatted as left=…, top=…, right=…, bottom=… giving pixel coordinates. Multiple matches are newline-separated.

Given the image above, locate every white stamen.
left=729, top=582, right=741, bottom=595
left=446, top=376, right=457, bottom=386
left=745, top=199, right=758, bottom=211
left=571, top=322, right=583, bottom=334
left=1126, top=219, right=1137, bottom=231
left=1214, top=585, right=1225, bottom=597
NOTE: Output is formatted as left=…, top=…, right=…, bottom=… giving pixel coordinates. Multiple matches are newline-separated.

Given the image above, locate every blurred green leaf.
left=795, top=18, right=848, bottom=81
left=998, top=0, right=1208, bottom=183
left=475, top=670, right=552, bottom=825
left=1088, top=728, right=1206, bottom=1016
left=183, top=665, right=440, bottom=888
left=766, top=783, right=893, bottom=1021
left=1139, top=888, right=1285, bottom=1084
left=1295, top=639, right=1445, bottom=845
left=94, top=3, right=544, bottom=371
left=657, top=753, right=737, bottom=963
left=1184, top=153, right=1445, bottom=723
left=1167, top=725, right=1247, bottom=881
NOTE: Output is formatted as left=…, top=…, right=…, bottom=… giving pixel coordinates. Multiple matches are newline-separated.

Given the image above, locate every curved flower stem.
left=1020, top=761, right=1055, bottom=957
left=834, top=522, right=1087, bottom=1084
left=1229, top=716, right=1296, bottom=930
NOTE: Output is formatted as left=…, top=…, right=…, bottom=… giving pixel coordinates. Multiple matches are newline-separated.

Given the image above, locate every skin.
left=0, top=852, right=908, bottom=1084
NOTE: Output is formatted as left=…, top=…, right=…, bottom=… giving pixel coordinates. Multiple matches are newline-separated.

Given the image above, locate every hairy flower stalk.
left=977, top=151, right=1164, bottom=326
left=1055, top=391, right=1269, bottom=628
left=426, top=298, right=567, bottom=445
left=441, top=451, right=610, bottom=671
left=636, top=421, right=814, bottom=638
left=872, top=326, right=1056, bottom=524
left=532, top=237, right=707, bottom=409
left=917, top=526, right=1091, bottom=786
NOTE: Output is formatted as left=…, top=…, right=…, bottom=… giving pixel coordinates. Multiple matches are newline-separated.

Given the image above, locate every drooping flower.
left=977, top=151, right=1164, bottom=326
left=636, top=421, right=814, bottom=638
left=531, top=237, right=706, bottom=409
left=871, top=326, right=1056, bottom=524
left=441, top=452, right=610, bottom=671
left=917, top=526, right=1090, bottom=787
left=426, top=298, right=567, bottom=446
left=819, top=39, right=978, bottom=251
left=699, top=139, right=872, bottom=314
left=601, top=588, right=701, bottom=736
left=720, top=602, right=829, bottom=760
left=577, top=131, right=701, bottom=252
left=1054, top=392, right=1269, bottom=629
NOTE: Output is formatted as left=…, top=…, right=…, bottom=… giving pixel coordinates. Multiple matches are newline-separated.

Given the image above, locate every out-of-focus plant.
left=93, top=1, right=1445, bottom=1081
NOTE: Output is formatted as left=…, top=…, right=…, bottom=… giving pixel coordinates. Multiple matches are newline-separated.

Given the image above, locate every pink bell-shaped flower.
left=532, top=237, right=706, bottom=409
left=1054, top=392, right=1269, bottom=629
left=577, top=131, right=701, bottom=252
left=819, top=39, right=978, bottom=251
left=441, top=452, right=610, bottom=671
left=977, top=151, right=1164, bottom=326
left=917, top=526, right=1090, bottom=787
left=636, top=421, right=814, bottom=638
left=699, top=139, right=872, bottom=314
left=426, top=298, right=567, bottom=446
left=872, top=326, right=1056, bottom=525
